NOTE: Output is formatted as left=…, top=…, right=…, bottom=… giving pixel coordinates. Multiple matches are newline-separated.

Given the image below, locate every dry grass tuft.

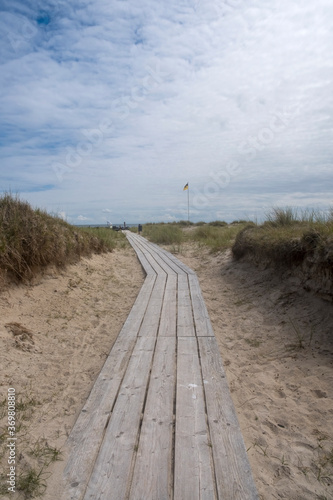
left=0, top=193, right=119, bottom=287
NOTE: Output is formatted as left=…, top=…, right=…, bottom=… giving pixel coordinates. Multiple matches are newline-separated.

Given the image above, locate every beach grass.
left=0, top=193, right=119, bottom=286
left=142, top=221, right=249, bottom=252
left=142, top=223, right=184, bottom=245
left=190, top=223, right=248, bottom=252
left=232, top=207, right=333, bottom=267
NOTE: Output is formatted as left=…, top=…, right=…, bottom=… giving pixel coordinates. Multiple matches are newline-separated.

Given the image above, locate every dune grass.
left=0, top=194, right=120, bottom=285
left=142, top=221, right=248, bottom=252
left=80, top=226, right=127, bottom=249
left=232, top=207, right=333, bottom=268
left=142, top=223, right=184, bottom=245
left=191, top=223, right=248, bottom=252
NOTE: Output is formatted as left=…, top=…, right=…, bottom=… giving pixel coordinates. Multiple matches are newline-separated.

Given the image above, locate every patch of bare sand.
left=0, top=247, right=144, bottom=499
left=177, top=242, right=333, bottom=500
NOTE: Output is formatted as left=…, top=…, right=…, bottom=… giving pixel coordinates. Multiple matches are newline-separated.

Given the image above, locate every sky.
left=0, top=0, right=332, bottom=224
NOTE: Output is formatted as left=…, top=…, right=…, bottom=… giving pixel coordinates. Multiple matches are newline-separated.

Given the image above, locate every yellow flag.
left=183, top=183, right=188, bottom=191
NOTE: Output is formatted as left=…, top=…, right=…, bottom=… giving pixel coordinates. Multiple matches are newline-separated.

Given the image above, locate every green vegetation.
left=141, top=208, right=333, bottom=278
left=0, top=391, right=62, bottom=499
left=232, top=207, right=333, bottom=268
left=142, top=223, right=184, bottom=245
left=0, top=194, right=123, bottom=286
left=142, top=220, right=248, bottom=252
left=80, top=226, right=127, bottom=249
left=191, top=224, right=248, bottom=252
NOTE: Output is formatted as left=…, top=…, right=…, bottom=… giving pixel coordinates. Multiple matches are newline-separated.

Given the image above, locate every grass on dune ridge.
left=142, top=220, right=249, bottom=252
left=1, top=193, right=332, bottom=286
left=233, top=207, right=333, bottom=267
left=142, top=207, right=333, bottom=272
left=0, top=194, right=123, bottom=286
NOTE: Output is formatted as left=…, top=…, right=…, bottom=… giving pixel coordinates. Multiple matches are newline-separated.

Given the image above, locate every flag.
left=183, top=183, right=189, bottom=191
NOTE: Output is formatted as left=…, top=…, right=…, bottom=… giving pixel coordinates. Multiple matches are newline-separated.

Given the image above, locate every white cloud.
left=1, top=0, right=332, bottom=222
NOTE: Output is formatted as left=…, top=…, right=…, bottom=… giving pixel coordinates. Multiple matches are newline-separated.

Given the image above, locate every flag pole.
left=183, top=182, right=189, bottom=224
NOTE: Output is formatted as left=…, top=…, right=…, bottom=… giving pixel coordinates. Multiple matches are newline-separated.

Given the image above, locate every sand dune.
left=0, top=242, right=332, bottom=499
left=178, top=244, right=333, bottom=500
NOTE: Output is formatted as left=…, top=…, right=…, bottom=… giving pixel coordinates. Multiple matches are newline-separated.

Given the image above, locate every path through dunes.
left=62, top=232, right=258, bottom=500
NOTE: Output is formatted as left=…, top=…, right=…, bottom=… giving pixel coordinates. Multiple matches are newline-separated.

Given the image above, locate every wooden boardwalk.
left=62, top=232, right=258, bottom=500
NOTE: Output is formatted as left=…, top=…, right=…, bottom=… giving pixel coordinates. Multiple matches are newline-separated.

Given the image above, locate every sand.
left=0, top=247, right=144, bottom=499
left=0, top=241, right=332, bottom=499
left=177, top=243, right=333, bottom=500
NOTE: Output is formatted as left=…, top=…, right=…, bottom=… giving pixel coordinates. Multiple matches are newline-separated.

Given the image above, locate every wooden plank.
left=129, top=235, right=167, bottom=276
left=62, top=275, right=156, bottom=500
left=62, top=335, right=136, bottom=500
left=158, top=274, right=177, bottom=337
left=117, top=274, right=156, bottom=340
left=139, top=275, right=166, bottom=337
left=129, top=336, right=176, bottom=500
left=188, top=274, right=214, bottom=337
left=150, top=241, right=195, bottom=276
left=128, top=232, right=189, bottom=276
left=198, top=337, right=259, bottom=499
left=126, top=233, right=156, bottom=276
left=133, top=237, right=178, bottom=277
left=177, top=275, right=195, bottom=337
left=174, top=337, right=216, bottom=500
left=83, top=336, right=156, bottom=500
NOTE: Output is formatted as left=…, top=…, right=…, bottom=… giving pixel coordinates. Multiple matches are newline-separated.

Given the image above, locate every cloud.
left=0, top=0, right=332, bottom=222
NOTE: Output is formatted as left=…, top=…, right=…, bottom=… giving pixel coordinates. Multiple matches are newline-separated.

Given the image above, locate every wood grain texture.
left=83, top=337, right=156, bottom=500
left=62, top=232, right=258, bottom=500
left=139, top=275, right=166, bottom=337
left=188, top=274, right=214, bottom=337
left=134, top=237, right=177, bottom=277
left=126, top=233, right=156, bottom=276
left=129, top=336, right=176, bottom=500
left=62, top=335, right=136, bottom=500
left=159, top=274, right=177, bottom=337
left=174, top=337, right=216, bottom=500
left=62, top=273, right=156, bottom=500
left=199, top=337, right=259, bottom=499
left=177, top=274, right=195, bottom=337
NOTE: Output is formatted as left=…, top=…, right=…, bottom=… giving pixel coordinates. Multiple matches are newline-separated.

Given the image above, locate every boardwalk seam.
left=124, top=336, right=158, bottom=500
left=171, top=272, right=178, bottom=500
left=187, top=270, right=219, bottom=499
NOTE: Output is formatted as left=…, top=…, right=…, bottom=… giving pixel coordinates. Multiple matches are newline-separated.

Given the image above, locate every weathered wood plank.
left=129, top=336, right=176, bottom=500
left=128, top=234, right=167, bottom=276
left=198, top=337, right=259, bottom=499
left=62, top=274, right=156, bottom=500
left=149, top=240, right=195, bottom=275
left=132, top=237, right=178, bottom=277
left=83, top=336, right=156, bottom=500
left=177, top=274, right=195, bottom=337
left=188, top=274, right=214, bottom=337
left=62, top=335, right=136, bottom=500
left=174, top=337, right=216, bottom=500
left=117, top=274, right=156, bottom=340
left=139, top=275, right=166, bottom=337
left=126, top=233, right=156, bottom=276
left=158, top=274, right=177, bottom=337
left=63, top=232, right=258, bottom=500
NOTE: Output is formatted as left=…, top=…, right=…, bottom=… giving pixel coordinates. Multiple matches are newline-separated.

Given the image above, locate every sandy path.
left=1, top=241, right=332, bottom=499
left=0, top=246, right=144, bottom=499
left=177, top=243, right=333, bottom=500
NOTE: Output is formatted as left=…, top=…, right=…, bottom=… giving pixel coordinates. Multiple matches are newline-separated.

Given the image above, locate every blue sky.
left=1, top=0, right=332, bottom=223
